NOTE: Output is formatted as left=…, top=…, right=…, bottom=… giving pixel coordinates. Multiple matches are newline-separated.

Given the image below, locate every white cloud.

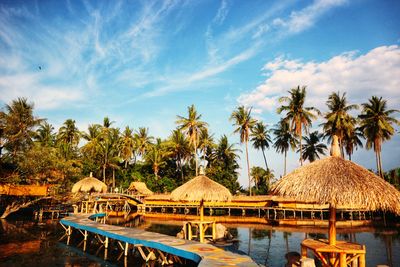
left=238, top=45, right=400, bottom=114
left=273, top=0, right=347, bottom=35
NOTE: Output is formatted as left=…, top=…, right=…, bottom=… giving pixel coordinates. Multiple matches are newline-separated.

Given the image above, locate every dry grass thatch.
left=171, top=175, right=232, bottom=202
left=271, top=156, right=400, bottom=214
left=71, top=176, right=107, bottom=193
left=128, top=182, right=153, bottom=195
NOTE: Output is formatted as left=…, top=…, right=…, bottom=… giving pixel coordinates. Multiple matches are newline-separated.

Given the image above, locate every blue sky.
left=1, top=0, right=399, bottom=186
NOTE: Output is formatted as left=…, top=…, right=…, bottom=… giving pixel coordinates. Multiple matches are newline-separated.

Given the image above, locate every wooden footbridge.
left=60, top=213, right=258, bottom=266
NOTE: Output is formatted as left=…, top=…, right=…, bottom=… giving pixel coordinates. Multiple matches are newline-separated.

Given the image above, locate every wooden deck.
left=60, top=213, right=258, bottom=266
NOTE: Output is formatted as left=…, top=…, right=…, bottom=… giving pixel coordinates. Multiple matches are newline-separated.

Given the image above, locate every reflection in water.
left=0, top=216, right=399, bottom=267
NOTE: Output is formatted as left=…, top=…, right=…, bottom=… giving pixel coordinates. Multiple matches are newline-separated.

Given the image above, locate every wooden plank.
left=60, top=213, right=258, bottom=267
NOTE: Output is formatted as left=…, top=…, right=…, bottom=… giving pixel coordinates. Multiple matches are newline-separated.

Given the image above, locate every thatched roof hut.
left=272, top=151, right=400, bottom=214
left=71, top=173, right=107, bottom=194
left=171, top=175, right=232, bottom=203
left=128, top=182, right=153, bottom=196
left=272, top=135, right=400, bottom=246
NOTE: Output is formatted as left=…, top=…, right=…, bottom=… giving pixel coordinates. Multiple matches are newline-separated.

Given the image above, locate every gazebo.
left=171, top=172, right=232, bottom=242
left=271, top=136, right=400, bottom=266
left=71, top=173, right=107, bottom=194
left=128, top=182, right=153, bottom=196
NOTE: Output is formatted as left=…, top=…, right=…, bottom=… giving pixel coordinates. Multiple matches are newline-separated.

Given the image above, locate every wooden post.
left=301, top=244, right=307, bottom=258
left=359, top=245, right=366, bottom=267
left=200, top=200, right=204, bottom=221
left=124, top=242, right=129, bottom=256
left=339, top=253, right=346, bottom=267
left=212, top=221, right=216, bottom=240
left=199, top=222, right=204, bottom=243
left=329, top=205, right=336, bottom=245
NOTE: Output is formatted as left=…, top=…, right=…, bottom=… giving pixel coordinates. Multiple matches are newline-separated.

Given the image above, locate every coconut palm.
left=134, top=127, right=154, bottom=159
left=230, top=106, right=256, bottom=195
left=34, top=121, right=55, bottom=147
left=250, top=121, right=271, bottom=170
left=98, top=127, right=121, bottom=185
left=272, top=119, right=297, bottom=176
left=211, top=135, right=240, bottom=168
left=343, top=127, right=364, bottom=161
left=57, top=119, right=80, bottom=159
left=176, top=105, right=208, bottom=176
left=321, top=92, right=358, bottom=156
left=145, top=138, right=171, bottom=184
left=167, top=129, right=191, bottom=182
left=0, top=97, right=43, bottom=156
left=198, top=128, right=215, bottom=170
left=299, top=131, right=327, bottom=162
left=81, top=124, right=102, bottom=158
left=277, top=86, right=320, bottom=166
left=359, top=96, right=399, bottom=177
left=120, top=126, right=136, bottom=168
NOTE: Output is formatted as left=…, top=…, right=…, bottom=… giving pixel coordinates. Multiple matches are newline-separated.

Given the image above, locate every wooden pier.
left=60, top=213, right=258, bottom=266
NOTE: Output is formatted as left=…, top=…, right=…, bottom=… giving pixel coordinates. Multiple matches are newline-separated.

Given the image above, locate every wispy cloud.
left=238, top=45, right=400, bottom=113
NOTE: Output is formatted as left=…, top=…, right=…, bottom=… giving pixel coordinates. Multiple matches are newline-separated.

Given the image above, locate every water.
left=1, top=216, right=399, bottom=267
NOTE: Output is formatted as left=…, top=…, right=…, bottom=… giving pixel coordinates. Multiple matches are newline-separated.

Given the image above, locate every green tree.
left=145, top=138, right=171, bottom=190
left=57, top=119, right=80, bottom=160
left=359, top=96, right=399, bottom=177
left=135, top=127, right=154, bottom=159
left=176, top=105, right=208, bottom=176
left=230, top=106, right=256, bottom=195
left=198, top=128, right=215, bottom=170
left=167, top=129, right=191, bottom=182
left=0, top=97, right=43, bottom=157
left=34, top=121, right=55, bottom=147
left=277, top=86, right=320, bottom=166
left=299, top=131, right=327, bottom=162
left=120, top=126, right=136, bottom=168
left=272, top=119, right=297, bottom=176
left=250, top=121, right=271, bottom=170
left=250, top=166, right=274, bottom=194
left=322, top=92, right=358, bottom=157
left=343, top=127, right=364, bottom=161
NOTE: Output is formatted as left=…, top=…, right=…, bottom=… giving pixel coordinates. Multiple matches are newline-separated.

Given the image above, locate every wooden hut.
left=71, top=173, right=107, bottom=194
left=127, top=181, right=153, bottom=198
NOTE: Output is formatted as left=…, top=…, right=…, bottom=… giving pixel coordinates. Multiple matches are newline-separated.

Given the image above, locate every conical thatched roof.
left=71, top=173, right=107, bottom=193
left=128, top=182, right=153, bottom=196
left=171, top=175, right=232, bottom=202
left=272, top=156, right=400, bottom=214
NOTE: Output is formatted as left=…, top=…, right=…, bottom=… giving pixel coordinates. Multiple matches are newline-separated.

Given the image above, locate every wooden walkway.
left=60, top=213, right=258, bottom=266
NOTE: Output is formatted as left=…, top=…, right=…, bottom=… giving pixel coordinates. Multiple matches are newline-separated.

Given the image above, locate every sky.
left=0, top=0, right=399, bottom=186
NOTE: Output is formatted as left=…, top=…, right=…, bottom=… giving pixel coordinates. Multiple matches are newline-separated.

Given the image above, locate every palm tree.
left=167, top=129, right=191, bottom=182
left=120, top=126, right=136, bottom=168
left=145, top=138, right=171, bottom=186
left=98, top=127, right=120, bottom=185
left=0, top=97, right=43, bottom=156
left=272, top=119, right=297, bottom=176
left=250, top=122, right=271, bottom=170
left=81, top=124, right=102, bottom=158
left=299, top=131, right=327, bottom=162
left=277, top=86, right=320, bottom=166
left=230, top=106, right=256, bottom=195
left=176, top=105, right=208, bottom=176
left=343, top=127, right=364, bottom=161
left=359, top=96, right=399, bottom=177
left=134, top=127, right=154, bottom=159
left=321, top=92, right=358, bottom=157
left=198, top=128, right=214, bottom=170
left=35, top=122, right=55, bottom=147
left=57, top=119, right=80, bottom=159
left=211, top=135, right=240, bottom=168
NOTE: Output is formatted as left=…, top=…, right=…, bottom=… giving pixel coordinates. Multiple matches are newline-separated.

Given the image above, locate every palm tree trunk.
left=112, top=169, right=115, bottom=188
left=246, top=141, right=252, bottom=196
left=284, top=150, right=287, bottom=176
left=103, top=163, right=106, bottom=183
left=375, top=149, right=380, bottom=177
left=299, top=132, right=303, bottom=166
left=378, top=151, right=384, bottom=178
left=261, top=147, right=268, bottom=170
left=194, top=139, right=198, bottom=176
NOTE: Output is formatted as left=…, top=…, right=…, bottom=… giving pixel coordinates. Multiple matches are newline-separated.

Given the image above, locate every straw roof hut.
left=71, top=173, right=107, bottom=194
left=171, top=175, right=232, bottom=203
left=128, top=182, right=153, bottom=196
left=272, top=135, right=400, bottom=246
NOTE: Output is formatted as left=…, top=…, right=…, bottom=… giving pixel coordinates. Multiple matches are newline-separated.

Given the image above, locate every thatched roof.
left=171, top=175, right=232, bottom=202
left=128, top=182, right=153, bottom=196
left=271, top=156, right=400, bottom=214
left=71, top=174, right=107, bottom=193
